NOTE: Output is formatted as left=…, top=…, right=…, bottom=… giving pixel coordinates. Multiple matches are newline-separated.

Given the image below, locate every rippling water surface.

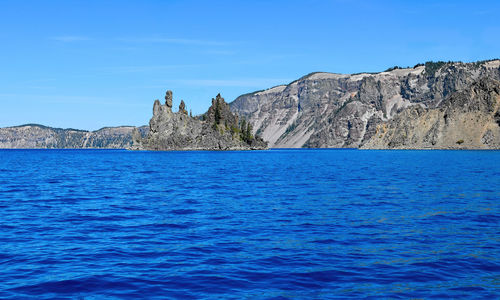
left=0, top=149, right=499, bottom=299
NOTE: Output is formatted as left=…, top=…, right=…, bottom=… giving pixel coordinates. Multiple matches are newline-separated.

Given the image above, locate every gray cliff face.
left=137, top=91, right=267, bottom=150
left=362, top=78, right=500, bottom=149
left=0, top=125, right=148, bottom=149
left=230, top=60, right=500, bottom=149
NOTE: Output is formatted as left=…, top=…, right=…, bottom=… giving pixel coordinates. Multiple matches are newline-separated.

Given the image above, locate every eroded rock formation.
left=136, top=91, right=267, bottom=150
left=362, top=78, right=500, bottom=149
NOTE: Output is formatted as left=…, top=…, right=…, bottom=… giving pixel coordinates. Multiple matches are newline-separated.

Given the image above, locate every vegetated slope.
left=230, top=59, right=500, bottom=149
left=0, top=124, right=148, bottom=149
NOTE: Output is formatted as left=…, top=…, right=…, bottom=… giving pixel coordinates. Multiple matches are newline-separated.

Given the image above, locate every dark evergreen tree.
left=246, top=122, right=252, bottom=143
left=212, top=99, right=222, bottom=130
left=214, top=100, right=221, bottom=125
left=240, top=119, right=247, bottom=141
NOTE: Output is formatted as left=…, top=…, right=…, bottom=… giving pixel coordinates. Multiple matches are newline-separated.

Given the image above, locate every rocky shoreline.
left=0, top=124, right=148, bottom=149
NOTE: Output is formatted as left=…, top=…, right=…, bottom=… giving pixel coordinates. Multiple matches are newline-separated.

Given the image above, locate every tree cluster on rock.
left=206, top=94, right=238, bottom=130
left=136, top=90, right=267, bottom=150
left=239, top=119, right=253, bottom=144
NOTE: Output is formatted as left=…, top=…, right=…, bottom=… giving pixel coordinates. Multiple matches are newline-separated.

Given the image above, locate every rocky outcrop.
left=0, top=124, right=148, bottom=149
left=362, top=78, right=500, bottom=149
left=230, top=59, right=500, bottom=149
left=136, top=91, right=267, bottom=150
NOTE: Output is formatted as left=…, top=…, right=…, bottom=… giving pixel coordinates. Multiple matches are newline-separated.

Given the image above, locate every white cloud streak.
left=50, top=36, right=91, bottom=42
left=0, top=93, right=148, bottom=107
left=116, top=36, right=231, bottom=46
left=200, top=49, right=236, bottom=55
left=102, top=64, right=207, bottom=73
left=165, top=78, right=293, bottom=88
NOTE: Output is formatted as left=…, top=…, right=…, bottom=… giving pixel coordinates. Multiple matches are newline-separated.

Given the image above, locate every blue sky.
left=1, top=0, right=499, bottom=130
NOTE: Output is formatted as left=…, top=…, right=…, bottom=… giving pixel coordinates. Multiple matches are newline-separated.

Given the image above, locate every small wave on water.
left=0, top=149, right=499, bottom=299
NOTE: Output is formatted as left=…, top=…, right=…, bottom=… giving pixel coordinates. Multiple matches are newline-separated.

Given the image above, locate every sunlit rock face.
left=362, top=77, right=500, bottom=149
left=230, top=60, right=500, bottom=149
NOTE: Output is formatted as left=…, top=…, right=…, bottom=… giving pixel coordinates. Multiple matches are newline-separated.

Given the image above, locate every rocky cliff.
left=0, top=124, right=148, bottom=149
left=362, top=78, right=500, bottom=149
left=136, top=91, right=267, bottom=150
left=230, top=59, right=500, bottom=149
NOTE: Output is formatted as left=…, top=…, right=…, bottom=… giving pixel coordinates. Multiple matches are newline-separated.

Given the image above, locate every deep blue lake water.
left=0, top=149, right=499, bottom=299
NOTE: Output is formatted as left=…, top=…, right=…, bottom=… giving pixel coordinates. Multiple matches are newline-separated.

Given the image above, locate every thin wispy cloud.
left=117, top=36, right=231, bottom=46
left=201, top=49, right=236, bottom=55
left=51, top=36, right=91, bottom=42
left=10, top=78, right=57, bottom=90
left=166, top=78, right=293, bottom=88
left=24, top=86, right=56, bottom=90
left=102, top=64, right=207, bottom=73
left=473, top=10, right=493, bottom=16
left=0, top=93, right=148, bottom=107
left=131, top=78, right=292, bottom=90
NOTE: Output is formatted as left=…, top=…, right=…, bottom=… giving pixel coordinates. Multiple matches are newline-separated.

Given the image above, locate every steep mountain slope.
left=230, top=60, right=500, bottom=148
left=362, top=78, right=500, bottom=149
left=0, top=124, right=148, bottom=149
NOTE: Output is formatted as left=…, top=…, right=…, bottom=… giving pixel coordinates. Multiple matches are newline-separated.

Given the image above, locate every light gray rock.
left=0, top=124, right=149, bottom=149
left=179, top=100, right=188, bottom=115
left=230, top=59, right=500, bottom=149
left=362, top=77, right=500, bottom=149
left=165, top=90, right=173, bottom=109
